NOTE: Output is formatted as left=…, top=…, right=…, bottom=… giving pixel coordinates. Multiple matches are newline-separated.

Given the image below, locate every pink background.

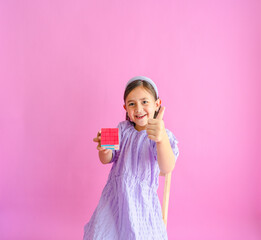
left=0, top=0, right=260, bottom=239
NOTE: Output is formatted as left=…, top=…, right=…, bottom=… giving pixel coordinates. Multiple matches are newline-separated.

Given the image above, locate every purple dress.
left=83, top=120, right=179, bottom=240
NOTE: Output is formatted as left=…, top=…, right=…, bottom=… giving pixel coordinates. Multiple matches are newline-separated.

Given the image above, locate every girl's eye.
left=128, top=103, right=134, bottom=106
left=143, top=101, right=148, bottom=104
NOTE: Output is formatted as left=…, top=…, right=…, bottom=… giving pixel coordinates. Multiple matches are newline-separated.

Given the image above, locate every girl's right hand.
left=93, top=130, right=111, bottom=154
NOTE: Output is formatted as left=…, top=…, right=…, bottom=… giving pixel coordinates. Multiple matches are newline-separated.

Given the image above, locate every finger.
left=97, top=146, right=105, bottom=151
left=156, top=106, right=165, bottom=120
left=147, top=134, right=157, bottom=141
left=99, top=148, right=111, bottom=154
left=97, top=130, right=101, bottom=137
left=104, top=149, right=110, bottom=154
left=93, top=136, right=101, bottom=142
left=147, top=119, right=158, bottom=125
left=146, top=129, right=156, bottom=135
left=146, top=126, right=155, bottom=132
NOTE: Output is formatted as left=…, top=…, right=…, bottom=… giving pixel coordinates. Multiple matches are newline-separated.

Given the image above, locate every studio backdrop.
left=0, top=0, right=260, bottom=239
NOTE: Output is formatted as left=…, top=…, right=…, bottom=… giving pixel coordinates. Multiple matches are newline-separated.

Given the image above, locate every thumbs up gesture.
left=146, top=106, right=167, bottom=143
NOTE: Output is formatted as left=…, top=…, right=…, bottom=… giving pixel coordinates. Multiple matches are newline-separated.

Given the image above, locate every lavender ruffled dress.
left=83, top=120, right=179, bottom=240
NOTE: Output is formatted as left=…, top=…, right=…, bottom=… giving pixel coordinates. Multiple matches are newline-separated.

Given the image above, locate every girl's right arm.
left=93, top=130, right=113, bottom=164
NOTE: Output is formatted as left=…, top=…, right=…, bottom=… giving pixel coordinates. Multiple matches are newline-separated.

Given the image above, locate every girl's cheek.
left=129, top=113, right=134, bottom=121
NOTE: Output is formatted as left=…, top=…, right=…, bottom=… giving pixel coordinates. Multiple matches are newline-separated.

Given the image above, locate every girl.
left=83, top=76, right=179, bottom=240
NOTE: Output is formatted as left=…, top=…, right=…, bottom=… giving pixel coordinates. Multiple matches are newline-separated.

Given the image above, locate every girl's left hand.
left=146, top=106, right=167, bottom=143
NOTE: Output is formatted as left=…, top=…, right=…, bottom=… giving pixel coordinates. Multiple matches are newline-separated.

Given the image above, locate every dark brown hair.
left=124, top=80, right=161, bottom=125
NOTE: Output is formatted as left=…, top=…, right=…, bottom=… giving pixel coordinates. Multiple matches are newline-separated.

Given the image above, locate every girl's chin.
left=133, top=119, right=148, bottom=127
left=136, top=123, right=147, bottom=127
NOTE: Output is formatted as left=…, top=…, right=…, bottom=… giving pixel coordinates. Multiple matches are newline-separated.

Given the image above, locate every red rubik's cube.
left=101, top=128, right=119, bottom=150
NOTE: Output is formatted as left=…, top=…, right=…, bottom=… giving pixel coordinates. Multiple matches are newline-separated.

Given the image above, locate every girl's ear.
left=156, top=99, right=162, bottom=111
left=123, top=104, right=126, bottom=111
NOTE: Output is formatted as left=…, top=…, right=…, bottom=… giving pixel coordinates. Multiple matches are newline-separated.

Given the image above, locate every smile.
left=136, top=114, right=147, bottom=119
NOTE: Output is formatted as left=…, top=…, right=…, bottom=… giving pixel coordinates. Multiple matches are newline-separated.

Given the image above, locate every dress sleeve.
left=110, top=149, right=118, bottom=163
left=166, top=129, right=180, bottom=162
left=151, top=129, right=180, bottom=162
left=110, top=122, right=122, bottom=163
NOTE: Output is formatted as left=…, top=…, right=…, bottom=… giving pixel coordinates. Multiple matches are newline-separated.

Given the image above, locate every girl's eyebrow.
left=127, top=98, right=148, bottom=103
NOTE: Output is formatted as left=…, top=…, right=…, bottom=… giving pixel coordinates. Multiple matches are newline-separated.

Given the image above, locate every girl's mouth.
left=136, top=114, right=147, bottom=119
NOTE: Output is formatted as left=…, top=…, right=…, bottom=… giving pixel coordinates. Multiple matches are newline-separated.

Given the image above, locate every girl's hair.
left=124, top=80, right=161, bottom=125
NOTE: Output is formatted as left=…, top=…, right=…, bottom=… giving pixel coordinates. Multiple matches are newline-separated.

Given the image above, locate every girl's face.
left=124, top=86, right=161, bottom=131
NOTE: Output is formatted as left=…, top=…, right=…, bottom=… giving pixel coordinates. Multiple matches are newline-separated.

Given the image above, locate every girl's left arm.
left=146, top=106, right=175, bottom=174
left=156, top=131, right=176, bottom=174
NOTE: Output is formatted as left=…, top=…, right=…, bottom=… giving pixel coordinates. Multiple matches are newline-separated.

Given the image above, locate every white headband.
left=125, top=76, right=159, bottom=98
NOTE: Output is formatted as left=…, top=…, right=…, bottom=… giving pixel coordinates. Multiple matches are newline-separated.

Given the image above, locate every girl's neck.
left=134, top=124, right=147, bottom=132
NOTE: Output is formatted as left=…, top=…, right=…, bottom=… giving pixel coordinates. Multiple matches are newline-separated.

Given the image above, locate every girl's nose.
left=135, top=103, right=143, bottom=113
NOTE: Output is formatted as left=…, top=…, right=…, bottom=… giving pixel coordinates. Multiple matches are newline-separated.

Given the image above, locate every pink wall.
left=0, top=0, right=260, bottom=239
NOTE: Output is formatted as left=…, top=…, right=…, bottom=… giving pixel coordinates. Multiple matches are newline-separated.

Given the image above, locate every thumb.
left=156, top=106, right=165, bottom=120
